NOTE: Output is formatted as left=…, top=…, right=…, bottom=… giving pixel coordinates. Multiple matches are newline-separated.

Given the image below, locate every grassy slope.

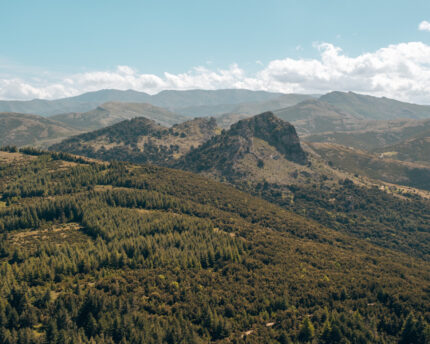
left=273, top=99, right=364, bottom=135
left=374, top=129, right=430, bottom=166
left=0, top=112, right=82, bottom=148
left=304, top=118, right=430, bottom=151
left=307, top=142, right=430, bottom=190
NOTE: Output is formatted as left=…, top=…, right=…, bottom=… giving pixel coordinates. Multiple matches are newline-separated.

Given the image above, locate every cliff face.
left=229, top=112, right=307, bottom=164
left=177, top=112, right=308, bottom=176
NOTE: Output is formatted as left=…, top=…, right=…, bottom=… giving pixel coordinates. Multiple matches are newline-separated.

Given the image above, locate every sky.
left=1, top=0, right=430, bottom=103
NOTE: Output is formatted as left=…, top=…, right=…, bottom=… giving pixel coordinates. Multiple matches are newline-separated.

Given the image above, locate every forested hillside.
left=173, top=114, right=430, bottom=263
left=0, top=148, right=429, bottom=343
left=49, top=117, right=219, bottom=165
left=50, top=112, right=430, bottom=261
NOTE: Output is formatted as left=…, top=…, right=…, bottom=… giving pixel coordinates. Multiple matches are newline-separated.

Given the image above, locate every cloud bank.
left=2, top=41, right=430, bottom=104
left=419, top=20, right=430, bottom=32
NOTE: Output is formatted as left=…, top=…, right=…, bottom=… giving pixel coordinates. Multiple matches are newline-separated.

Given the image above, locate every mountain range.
left=46, top=109, right=430, bottom=261
left=48, top=102, right=430, bottom=189
left=0, top=89, right=285, bottom=116
left=50, top=101, right=187, bottom=130
left=2, top=89, right=430, bottom=182
left=319, top=91, right=430, bottom=120
left=2, top=88, right=430, bottom=342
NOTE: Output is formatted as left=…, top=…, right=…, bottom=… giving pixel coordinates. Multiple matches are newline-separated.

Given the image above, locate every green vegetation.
left=307, top=142, right=430, bottom=190
left=244, top=175, right=430, bottom=261
left=0, top=148, right=429, bottom=343
left=49, top=117, right=218, bottom=165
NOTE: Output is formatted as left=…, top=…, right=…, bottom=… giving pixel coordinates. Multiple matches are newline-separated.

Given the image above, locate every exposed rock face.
left=229, top=112, right=307, bottom=164
left=178, top=112, right=307, bottom=174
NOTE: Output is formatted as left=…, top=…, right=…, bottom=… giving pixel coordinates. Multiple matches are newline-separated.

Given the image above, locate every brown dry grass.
left=0, top=151, right=35, bottom=163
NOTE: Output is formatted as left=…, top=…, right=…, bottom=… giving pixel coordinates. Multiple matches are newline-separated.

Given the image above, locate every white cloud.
left=250, top=42, right=430, bottom=103
left=2, top=42, right=430, bottom=103
left=419, top=20, right=430, bottom=31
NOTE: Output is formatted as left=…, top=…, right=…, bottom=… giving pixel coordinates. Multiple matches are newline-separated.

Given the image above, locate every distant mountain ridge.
left=0, top=89, right=284, bottom=116
left=216, top=91, right=430, bottom=131
left=51, top=101, right=187, bottom=130
left=176, top=93, right=314, bottom=118
left=0, top=89, right=152, bottom=116
left=0, top=112, right=81, bottom=147
left=320, top=91, right=430, bottom=120
left=273, top=99, right=362, bottom=134
left=5, top=89, right=430, bottom=122
left=50, top=111, right=312, bottom=183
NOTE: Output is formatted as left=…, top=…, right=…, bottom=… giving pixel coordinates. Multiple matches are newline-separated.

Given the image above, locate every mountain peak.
left=228, top=112, right=307, bottom=164
left=178, top=112, right=307, bottom=177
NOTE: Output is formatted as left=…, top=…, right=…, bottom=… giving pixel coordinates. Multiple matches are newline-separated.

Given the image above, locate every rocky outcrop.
left=229, top=112, right=307, bottom=164
left=178, top=112, right=307, bottom=174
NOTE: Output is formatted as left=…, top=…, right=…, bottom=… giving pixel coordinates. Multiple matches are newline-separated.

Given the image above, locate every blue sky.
left=2, top=0, right=430, bottom=102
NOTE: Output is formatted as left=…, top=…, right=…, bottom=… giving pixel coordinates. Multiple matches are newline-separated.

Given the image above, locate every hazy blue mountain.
left=51, top=102, right=187, bottom=130
left=0, top=89, right=284, bottom=117
left=150, top=89, right=283, bottom=109
left=273, top=99, right=364, bottom=134
left=216, top=92, right=430, bottom=130
left=272, top=92, right=430, bottom=137
left=0, top=89, right=152, bottom=116
left=320, top=91, right=430, bottom=120
left=214, top=94, right=315, bottom=127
